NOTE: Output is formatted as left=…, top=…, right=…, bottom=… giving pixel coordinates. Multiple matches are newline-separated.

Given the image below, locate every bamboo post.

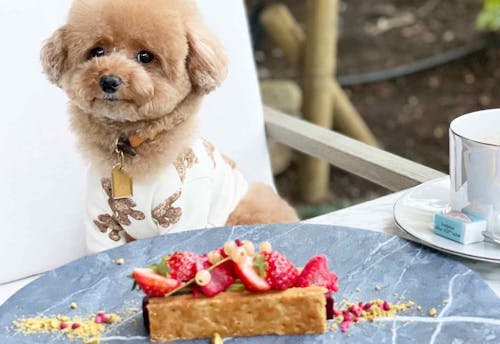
left=260, top=4, right=378, bottom=146
left=330, top=81, right=377, bottom=146
left=260, top=4, right=305, bottom=66
left=299, top=0, right=337, bottom=202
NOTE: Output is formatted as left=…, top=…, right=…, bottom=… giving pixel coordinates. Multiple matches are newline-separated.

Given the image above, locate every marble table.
left=1, top=224, right=500, bottom=343
left=306, top=192, right=500, bottom=297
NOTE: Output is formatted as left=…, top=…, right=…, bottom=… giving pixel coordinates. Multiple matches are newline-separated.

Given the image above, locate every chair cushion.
left=0, top=0, right=272, bottom=284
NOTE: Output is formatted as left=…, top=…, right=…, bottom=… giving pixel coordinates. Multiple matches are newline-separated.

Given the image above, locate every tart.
left=131, top=240, right=339, bottom=342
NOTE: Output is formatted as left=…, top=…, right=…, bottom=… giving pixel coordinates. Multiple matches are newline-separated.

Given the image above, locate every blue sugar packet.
left=434, top=211, right=486, bottom=245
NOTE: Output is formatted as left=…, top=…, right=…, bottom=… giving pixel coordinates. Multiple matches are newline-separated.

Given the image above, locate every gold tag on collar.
left=112, top=165, right=133, bottom=199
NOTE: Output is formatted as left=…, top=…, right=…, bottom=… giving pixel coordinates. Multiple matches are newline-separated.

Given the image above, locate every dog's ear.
left=186, top=25, right=228, bottom=94
left=41, top=26, right=68, bottom=86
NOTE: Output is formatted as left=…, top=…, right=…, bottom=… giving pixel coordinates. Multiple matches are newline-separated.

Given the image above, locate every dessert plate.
left=394, top=177, right=500, bottom=264
left=1, top=224, right=500, bottom=343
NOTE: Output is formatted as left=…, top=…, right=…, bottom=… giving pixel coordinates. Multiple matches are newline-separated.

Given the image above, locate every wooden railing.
left=264, top=106, right=446, bottom=192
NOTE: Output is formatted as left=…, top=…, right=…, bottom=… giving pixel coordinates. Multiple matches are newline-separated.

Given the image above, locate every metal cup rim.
left=450, top=109, right=500, bottom=147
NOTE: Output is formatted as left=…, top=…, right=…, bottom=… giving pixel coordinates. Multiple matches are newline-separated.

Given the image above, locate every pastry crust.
left=147, top=286, right=328, bottom=342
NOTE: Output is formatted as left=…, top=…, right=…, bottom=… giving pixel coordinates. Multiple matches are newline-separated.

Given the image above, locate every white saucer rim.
left=394, top=211, right=500, bottom=264
left=393, top=177, right=500, bottom=264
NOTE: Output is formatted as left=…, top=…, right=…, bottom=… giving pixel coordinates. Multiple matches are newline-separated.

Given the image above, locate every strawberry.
left=295, top=255, right=339, bottom=292
left=195, top=257, right=235, bottom=297
left=164, top=251, right=198, bottom=282
left=132, top=268, right=180, bottom=297
left=202, top=262, right=235, bottom=297
left=261, top=251, right=298, bottom=290
left=233, top=256, right=271, bottom=292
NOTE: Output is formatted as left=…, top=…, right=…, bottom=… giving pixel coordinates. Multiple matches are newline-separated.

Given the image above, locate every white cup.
left=450, top=109, right=500, bottom=244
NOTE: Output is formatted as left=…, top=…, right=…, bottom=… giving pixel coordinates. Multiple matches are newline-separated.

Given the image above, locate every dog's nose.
left=99, top=75, right=122, bottom=94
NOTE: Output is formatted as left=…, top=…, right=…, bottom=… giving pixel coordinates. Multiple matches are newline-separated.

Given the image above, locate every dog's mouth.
left=97, top=94, right=134, bottom=104
left=103, top=94, right=122, bottom=102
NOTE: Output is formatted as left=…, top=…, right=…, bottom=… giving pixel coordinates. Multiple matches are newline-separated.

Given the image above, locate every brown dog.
left=41, top=0, right=298, bottom=252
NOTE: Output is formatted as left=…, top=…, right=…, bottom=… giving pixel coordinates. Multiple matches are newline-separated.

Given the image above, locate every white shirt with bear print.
left=85, top=138, right=248, bottom=253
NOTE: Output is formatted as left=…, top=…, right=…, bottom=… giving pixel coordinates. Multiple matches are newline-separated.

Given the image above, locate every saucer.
left=394, top=177, right=500, bottom=264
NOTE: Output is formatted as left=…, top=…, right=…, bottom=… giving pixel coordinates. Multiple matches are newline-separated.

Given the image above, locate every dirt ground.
left=246, top=0, right=500, bottom=218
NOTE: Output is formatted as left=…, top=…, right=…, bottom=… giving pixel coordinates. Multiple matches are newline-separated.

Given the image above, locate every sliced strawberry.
left=165, top=251, right=199, bottom=282
left=234, top=257, right=271, bottom=292
left=261, top=251, right=298, bottom=290
left=194, top=257, right=235, bottom=297
left=295, top=255, right=339, bottom=292
left=195, top=254, right=210, bottom=270
left=132, top=268, right=180, bottom=297
left=203, top=262, right=235, bottom=297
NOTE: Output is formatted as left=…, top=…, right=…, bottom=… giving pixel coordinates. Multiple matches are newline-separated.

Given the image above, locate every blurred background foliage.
left=478, top=0, right=500, bottom=30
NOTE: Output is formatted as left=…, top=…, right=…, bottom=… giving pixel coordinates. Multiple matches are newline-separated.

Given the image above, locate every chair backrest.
left=0, top=0, right=271, bottom=284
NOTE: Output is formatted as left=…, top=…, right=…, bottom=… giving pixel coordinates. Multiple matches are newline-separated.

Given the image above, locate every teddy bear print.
left=93, top=178, right=146, bottom=241
left=152, top=190, right=183, bottom=228
left=94, top=214, right=125, bottom=242
left=174, top=148, right=199, bottom=182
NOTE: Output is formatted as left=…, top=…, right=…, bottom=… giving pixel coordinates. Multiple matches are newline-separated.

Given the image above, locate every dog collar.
left=116, top=132, right=157, bottom=157
left=115, top=113, right=187, bottom=157
left=110, top=109, right=188, bottom=199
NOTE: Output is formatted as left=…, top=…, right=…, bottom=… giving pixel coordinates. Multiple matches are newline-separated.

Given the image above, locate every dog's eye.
left=90, top=47, right=105, bottom=59
left=137, top=51, right=154, bottom=64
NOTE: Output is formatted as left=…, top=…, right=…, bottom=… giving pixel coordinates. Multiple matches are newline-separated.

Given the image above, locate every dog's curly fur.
left=41, top=0, right=299, bottom=228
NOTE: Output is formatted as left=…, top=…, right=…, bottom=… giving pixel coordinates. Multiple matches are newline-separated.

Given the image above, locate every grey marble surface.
left=1, top=224, right=499, bottom=343
left=306, top=192, right=500, bottom=297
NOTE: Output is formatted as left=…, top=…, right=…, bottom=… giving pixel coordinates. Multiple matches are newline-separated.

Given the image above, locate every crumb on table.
left=13, top=312, right=122, bottom=343
left=333, top=299, right=416, bottom=333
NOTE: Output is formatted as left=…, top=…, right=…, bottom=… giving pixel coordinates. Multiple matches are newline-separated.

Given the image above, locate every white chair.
left=0, top=0, right=273, bottom=305
left=0, top=0, right=442, bottom=306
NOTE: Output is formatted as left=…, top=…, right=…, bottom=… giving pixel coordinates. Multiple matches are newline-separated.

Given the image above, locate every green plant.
left=477, top=0, right=500, bottom=31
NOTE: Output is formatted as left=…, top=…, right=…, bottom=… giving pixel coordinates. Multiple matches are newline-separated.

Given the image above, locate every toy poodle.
left=41, top=0, right=299, bottom=253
